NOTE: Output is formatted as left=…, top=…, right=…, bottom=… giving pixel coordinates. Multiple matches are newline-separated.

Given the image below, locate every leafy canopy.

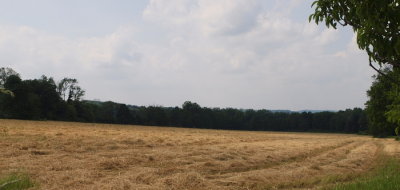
left=0, top=67, right=19, bottom=97
left=365, top=68, right=399, bottom=137
left=309, top=0, right=400, bottom=69
left=385, top=85, right=400, bottom=136
left=310, top=1, right=400, bottom=136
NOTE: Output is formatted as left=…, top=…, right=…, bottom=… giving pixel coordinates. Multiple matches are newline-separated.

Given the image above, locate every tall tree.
left=386, top=100, right=400, bottom=136
left=365, top=68, right=399, bottom=137
left=57, top=78, right=85, bottom=102
left=0, top=67, right=20, bottom=87
left=182, top=101, right=202, bottom=128
left=385, top=74, right=400, bottom=136
left=0, top=67, right=19, bottom=97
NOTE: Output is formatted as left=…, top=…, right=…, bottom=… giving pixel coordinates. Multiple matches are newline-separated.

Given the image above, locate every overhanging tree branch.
left=369, top=60, right=400, bottom=85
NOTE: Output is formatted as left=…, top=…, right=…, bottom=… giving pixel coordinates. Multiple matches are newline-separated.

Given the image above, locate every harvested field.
left=0, top=119, right=399, bottom=190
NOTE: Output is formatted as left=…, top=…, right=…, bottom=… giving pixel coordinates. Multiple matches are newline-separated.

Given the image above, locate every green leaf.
left=311, top=0, right=319, bottom=8
left=309, top=14, right=314, bottom=22
left=395, top=38, right=400, bottom=55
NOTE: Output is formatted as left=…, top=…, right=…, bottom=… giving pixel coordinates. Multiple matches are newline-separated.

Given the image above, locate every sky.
left=0, top=0, right=375, bottom=111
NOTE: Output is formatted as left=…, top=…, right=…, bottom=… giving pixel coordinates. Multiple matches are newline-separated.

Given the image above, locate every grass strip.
left=332, top=157, right=400, bottom=190
left=0, top=173, right=35, bottom=190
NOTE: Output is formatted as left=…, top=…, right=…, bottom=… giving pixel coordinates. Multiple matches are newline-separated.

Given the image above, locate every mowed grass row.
left=1, top=159, right=399, bottom=190
left=0, top=119, right=399, bottom=190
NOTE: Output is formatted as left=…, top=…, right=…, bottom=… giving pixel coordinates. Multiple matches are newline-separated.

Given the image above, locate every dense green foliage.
left=129, top=103, right=367, bottom=133
left=365, top=68, right=400, bottom=137
left=41, top=100, right=367, bottom=133
left=0, top=68, right=368, bottom=133
left=309, top=0, right=400, bottom=69
left=385, top=85, right=400, bottom=136
left=1, top=75, right=71, bottom=120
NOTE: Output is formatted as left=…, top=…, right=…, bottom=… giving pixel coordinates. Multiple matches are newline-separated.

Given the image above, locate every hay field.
left=0, top=119, right=399, bottom=190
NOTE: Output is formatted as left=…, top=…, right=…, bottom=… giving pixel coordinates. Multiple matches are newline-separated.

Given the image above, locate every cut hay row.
left=0, top=119, right=399, bottom=190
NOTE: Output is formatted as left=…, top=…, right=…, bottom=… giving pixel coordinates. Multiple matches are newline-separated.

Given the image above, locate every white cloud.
left=313, top=28, right=339, bottom=45
left=143, top=0, right=262, bottom=36
left=143, top=0, right=197, bottom=25
left=0, top=0, right=374, bottom=110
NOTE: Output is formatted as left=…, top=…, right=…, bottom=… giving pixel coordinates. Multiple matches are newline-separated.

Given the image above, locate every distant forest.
left=0, top=68, right=368, bottom=134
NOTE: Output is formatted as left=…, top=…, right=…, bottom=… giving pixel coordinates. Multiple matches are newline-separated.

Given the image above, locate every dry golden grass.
left=0, top=119, right=399, bottom=190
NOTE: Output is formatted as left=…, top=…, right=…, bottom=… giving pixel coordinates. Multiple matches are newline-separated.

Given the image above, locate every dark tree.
left=365, top=68, right=399, bottom=137
left=116, top=104, right=134, bottom=124
left=0, top=67, right=19, bottom=97
left=57, top=78, right=85, bottom=102
left=182, top=101, right=202, bottom=128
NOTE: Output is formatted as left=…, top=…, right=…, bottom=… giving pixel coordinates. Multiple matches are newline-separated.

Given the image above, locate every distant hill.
left=85, top=100, right=336, bottom=113
left=270, top=110, right=336, bottom=113
left=295, top=110, right=336, bottom=113
left=269, top=110, right=292, bottom=113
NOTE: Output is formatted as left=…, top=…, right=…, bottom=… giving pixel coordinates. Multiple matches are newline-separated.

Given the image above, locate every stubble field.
left=0, top=119, right=399, bottom=190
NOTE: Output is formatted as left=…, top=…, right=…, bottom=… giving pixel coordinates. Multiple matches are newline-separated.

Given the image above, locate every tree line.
left=72, top=100, right=367, bottom=133
left=0, top=67, right=370, bottom=134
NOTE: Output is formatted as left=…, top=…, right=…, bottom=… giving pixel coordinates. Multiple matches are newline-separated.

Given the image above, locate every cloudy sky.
left=0, top=0, right=374, bottom=110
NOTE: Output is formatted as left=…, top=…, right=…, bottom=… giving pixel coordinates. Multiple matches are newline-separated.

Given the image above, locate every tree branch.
left=369, top=61, right=400, bottom=85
